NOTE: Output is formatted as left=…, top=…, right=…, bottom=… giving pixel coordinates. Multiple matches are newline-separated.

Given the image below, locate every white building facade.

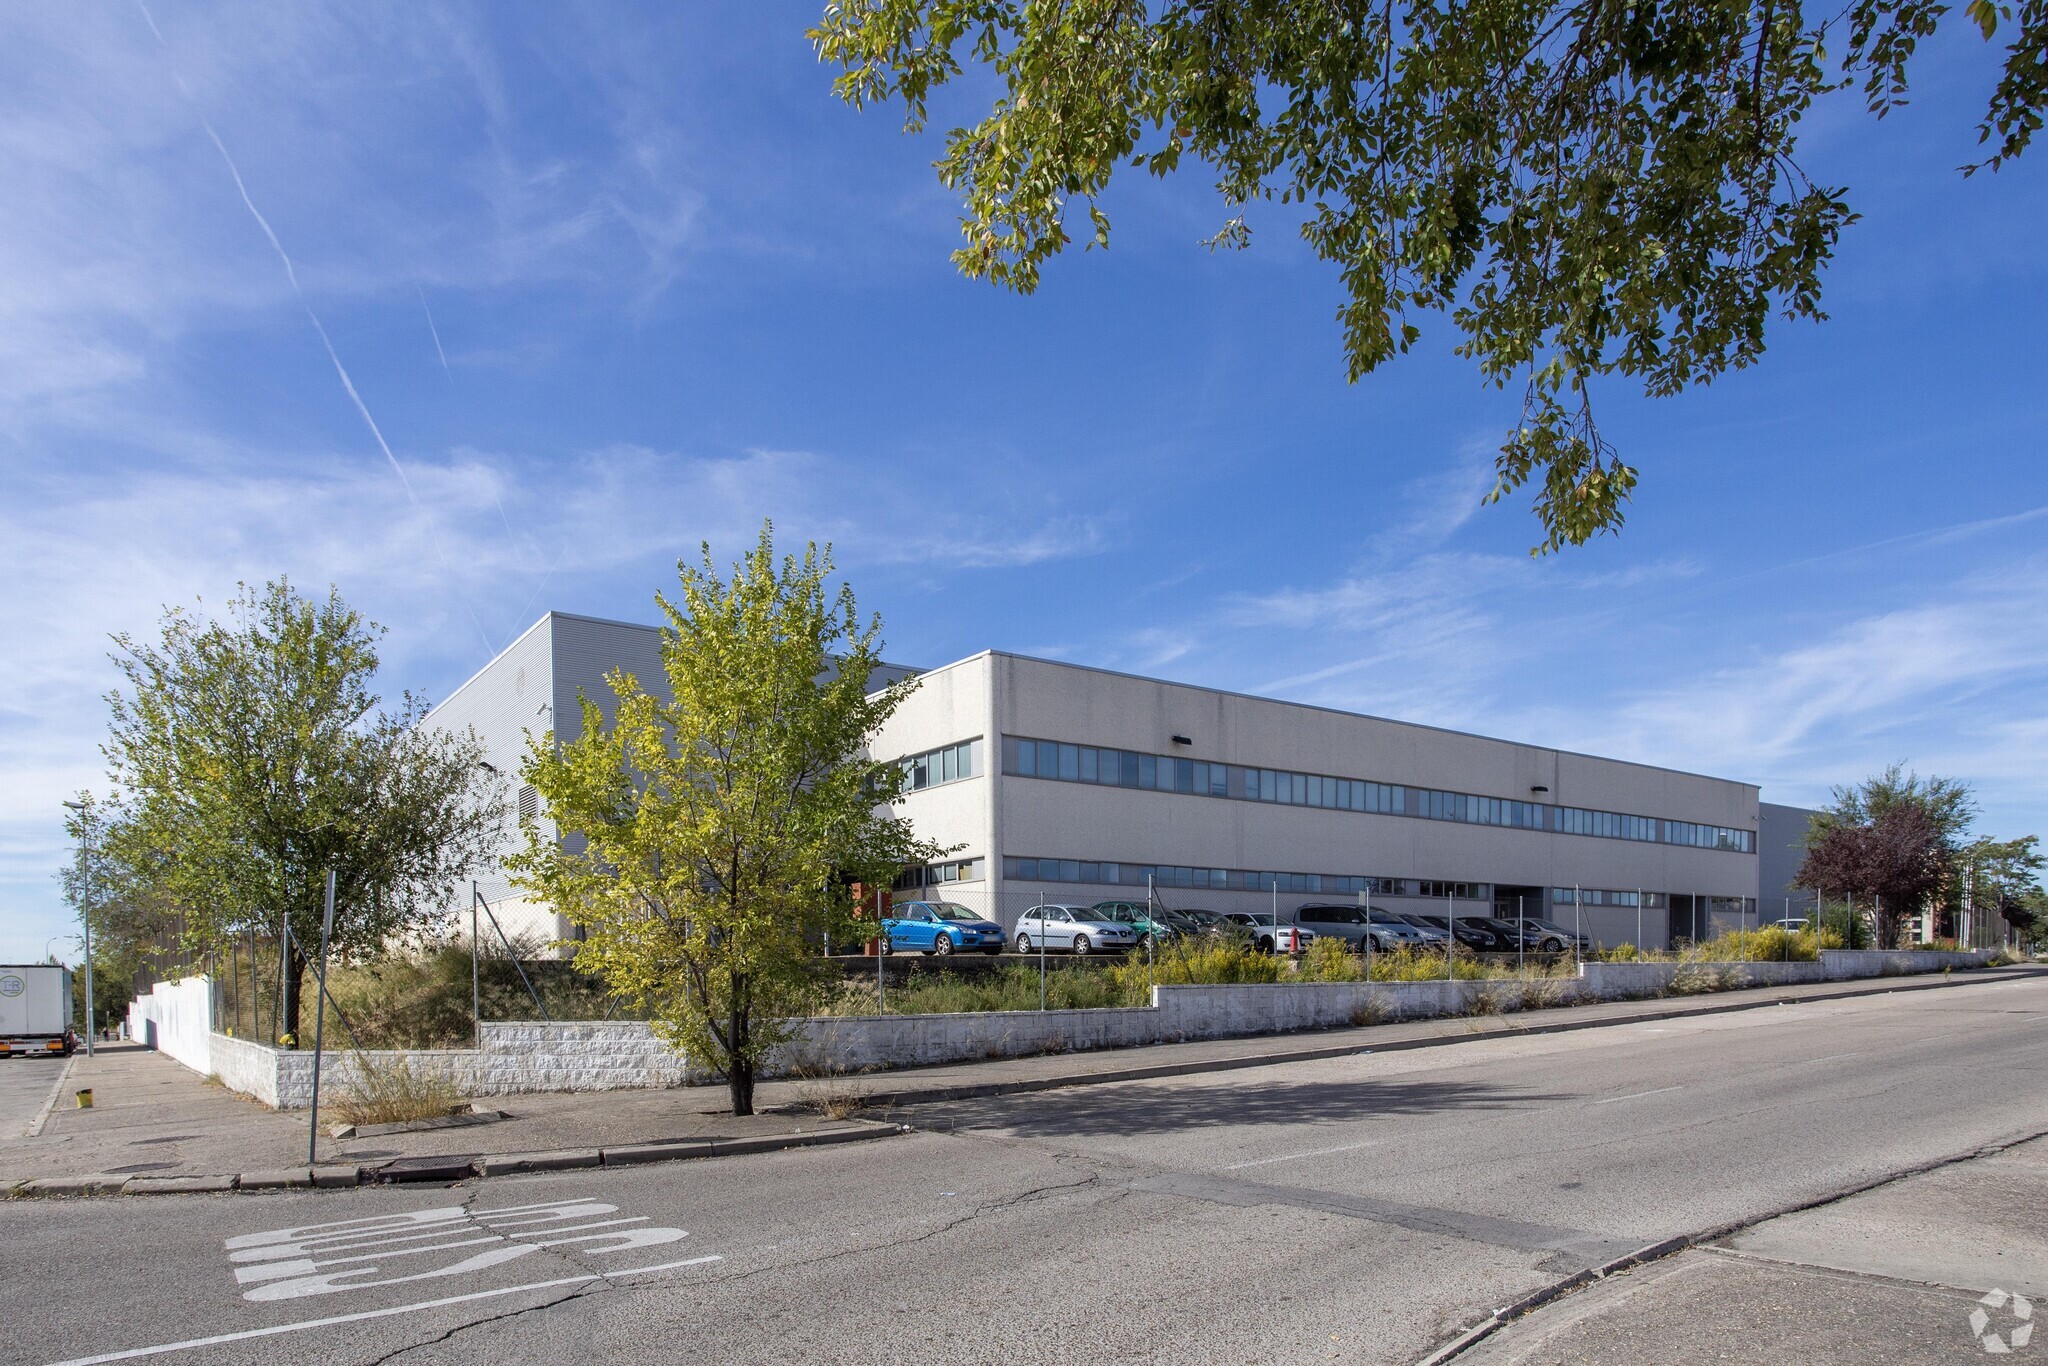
left=432, top=618, right=1764, bottom=953
left=874, top=653, right=1763, bottom=951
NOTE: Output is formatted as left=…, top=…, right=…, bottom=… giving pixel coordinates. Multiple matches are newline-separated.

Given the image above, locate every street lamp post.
left=60, top=801, right=97, bottom=1057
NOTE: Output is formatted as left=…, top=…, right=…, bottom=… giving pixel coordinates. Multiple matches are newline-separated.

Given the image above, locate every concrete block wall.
left=472, top=1021, right=689, bottom=1095
left=175, top=949, right=1998, bottom=1108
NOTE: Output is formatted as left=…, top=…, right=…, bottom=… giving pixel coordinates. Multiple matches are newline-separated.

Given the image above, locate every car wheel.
left=1015, top=933, right=1032, bottom=953
left=1542, top=937, right=1564, bottom=952
left=1072, top=934, right=1092, bottom=956
left=1257, top=936, right=1274, bottom=954
left=1140, top=932, right=1157, bottom=952
left=879, top=935, right=894, bottom=956
left=933, top=933, right=954, bottom=957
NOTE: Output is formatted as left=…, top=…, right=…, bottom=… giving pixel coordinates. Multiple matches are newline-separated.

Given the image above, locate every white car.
left=1012, top=904, right=1139, bottom=956
left=1223, top=912, right=1316, bottom=955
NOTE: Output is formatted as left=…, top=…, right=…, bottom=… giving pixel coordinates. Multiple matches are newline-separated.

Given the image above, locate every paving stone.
left=23, top=1175, right=125, bottom=1197
left=478, top=1150, right=601, bottom=1176
left=601, top=1140, right=715, bottom=1166
left=123, top=1175, right=237, bottom=1195
left=309, top=1164, right=361, bottom=1188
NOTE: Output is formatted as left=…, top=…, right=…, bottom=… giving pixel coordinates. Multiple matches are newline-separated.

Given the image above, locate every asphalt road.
left=7, top=973, right=2046, bottom=1365
left=0, top=1052, right=71, bottom=1138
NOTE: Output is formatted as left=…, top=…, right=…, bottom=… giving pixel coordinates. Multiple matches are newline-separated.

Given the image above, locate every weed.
left=1348, top=994, right=1390, bottom=1027
left=329, top=1055, right=467, bottom=1128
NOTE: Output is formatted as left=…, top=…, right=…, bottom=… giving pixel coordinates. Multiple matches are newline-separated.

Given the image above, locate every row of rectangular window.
left=1004, top=856, right=1750, bottom=913
left=900, top=738, right=982, bottom=792
left=1551, top=888, right=1668, bottom=909
left=892, top=857, right=987, bottom=890
left=1006, top=857, right=1454, bottom=899
left=1000, top=735, right=1754, bottom=854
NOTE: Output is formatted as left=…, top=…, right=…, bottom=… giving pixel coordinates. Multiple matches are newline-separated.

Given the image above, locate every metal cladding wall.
left=427, top=610, right=924, bottom=950
left=1759, top=802, right=1822, bottom=918
left=877, top=651, right=1766, bottom=944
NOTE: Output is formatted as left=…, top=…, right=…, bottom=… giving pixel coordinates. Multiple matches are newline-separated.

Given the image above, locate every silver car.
left=1012, top=904, right=1139, bottom=956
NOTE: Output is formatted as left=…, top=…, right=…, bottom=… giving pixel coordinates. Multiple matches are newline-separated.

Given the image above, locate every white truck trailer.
left=0, top=965, right=76, bottom=1058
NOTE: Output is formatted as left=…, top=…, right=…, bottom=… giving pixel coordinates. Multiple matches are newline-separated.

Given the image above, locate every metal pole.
left=875, top=888, right=885, bottom=1017
left=1574, top=884, right=1581, bottom=965
left=277, top=911, right=291, bottom=1045
left=1636, top=888, right=1643, bottom=957
left=477, top=891, right=550, bottom=1020
left=1038, top=892, right=1046, bottom=1013
left=307, top=870, right=336, bottom=1166
left=1360, top=887, right=1372, bottom=982
left=1517, top=895, right=1525, bottom=978
left=471, top=881, right=482, bottom=1049
left=1146, top=875, right=1155, bottom=1000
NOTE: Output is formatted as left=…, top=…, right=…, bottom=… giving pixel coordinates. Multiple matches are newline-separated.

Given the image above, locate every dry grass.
left=329, top=1056, right=467, bottom=1128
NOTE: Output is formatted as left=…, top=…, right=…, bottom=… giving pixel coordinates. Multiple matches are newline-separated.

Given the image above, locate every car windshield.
left=1367, top=912, right=1410, bottom=925
left=933, top=905, right=979, bottom=921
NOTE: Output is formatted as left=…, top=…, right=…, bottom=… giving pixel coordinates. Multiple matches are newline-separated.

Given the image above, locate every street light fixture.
left=60, top=800, right=97, bottom=1057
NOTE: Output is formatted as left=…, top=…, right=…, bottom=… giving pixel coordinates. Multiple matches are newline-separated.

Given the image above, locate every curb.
left=1412, top=1122, right=2048, bottom=1365
left=856, top=966, right=2037, bottom=1111
left=4, top=1119, right=907, bottom=1200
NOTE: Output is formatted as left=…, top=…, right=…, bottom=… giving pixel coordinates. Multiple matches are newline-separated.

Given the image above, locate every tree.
left=1797, top=763, right=1978, bottom=947
left=813, top=1, right=2046, bottom=551
left=100, top=579, right=503, bottom=1039
left=512, top=527, right=942, bottom=1116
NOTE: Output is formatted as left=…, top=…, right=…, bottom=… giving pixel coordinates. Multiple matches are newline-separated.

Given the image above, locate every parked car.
left=1477, top=917, right=1548, bottom=950
left=1401, top=913, right=1513, bottom=951
left=1291, top=903, right=1431, bottom=952
left=1221, top=912, right=1316, bottom=955
left=1012, top=904, right=1139, bottom=956
left=1511, top=917, right=1593, bottom=953
left=1384, top=912, right=1452, bottom=947
left=1091, top=900, right=1192, bottom=949
left=881, top=901, right=1006, bottom=956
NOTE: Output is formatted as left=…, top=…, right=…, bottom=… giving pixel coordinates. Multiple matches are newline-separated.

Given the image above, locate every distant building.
left=1758, top=802, right=1822, bottom=923
left=433, top=617, right=1778, bottom=953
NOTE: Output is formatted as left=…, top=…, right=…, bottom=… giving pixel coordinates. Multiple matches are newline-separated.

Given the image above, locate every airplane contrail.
left=417, top=285, right=453, bottom=377
left=137, top=1, right=496, bottom=657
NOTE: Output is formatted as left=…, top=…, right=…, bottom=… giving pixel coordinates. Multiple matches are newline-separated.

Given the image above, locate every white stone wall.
left=191, top=950, right=1998, bottom=1107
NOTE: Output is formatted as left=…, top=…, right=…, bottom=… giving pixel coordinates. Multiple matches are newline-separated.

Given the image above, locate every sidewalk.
left=1454, top=1131, right=2048, bottom=1363
left=5, top=965, right=2038, bottom=1196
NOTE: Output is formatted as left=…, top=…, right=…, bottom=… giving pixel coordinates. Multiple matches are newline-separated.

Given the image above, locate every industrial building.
left=432, top=612, right=1796, bottom=952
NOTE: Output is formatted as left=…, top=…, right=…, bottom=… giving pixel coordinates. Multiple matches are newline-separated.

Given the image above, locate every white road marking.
left=42, top=1255, right=722, bottom=1366
left=1590, top=1085, right=1684, bottom=1105
left=1219, top=1141, right=1381, bottom=1170
left=225, top=1197, right=688, bottom=1302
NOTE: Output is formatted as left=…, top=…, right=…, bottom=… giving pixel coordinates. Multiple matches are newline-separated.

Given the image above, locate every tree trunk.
left=281, top=945, right=308, bottom=1047
left=727, top=977, right=753, bottom=1116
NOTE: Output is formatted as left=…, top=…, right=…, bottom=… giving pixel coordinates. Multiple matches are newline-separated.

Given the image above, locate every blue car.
left=882, top=901, right=1006, bottom=957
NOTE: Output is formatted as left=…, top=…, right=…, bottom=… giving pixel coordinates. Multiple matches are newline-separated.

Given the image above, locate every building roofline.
left=430, top=610, right=923, bottom=721
left=962, top=649, right=1759, bottom=793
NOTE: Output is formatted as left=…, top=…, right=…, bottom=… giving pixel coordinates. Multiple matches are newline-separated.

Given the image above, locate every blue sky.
left=2, top=4, right=2043, bottom=964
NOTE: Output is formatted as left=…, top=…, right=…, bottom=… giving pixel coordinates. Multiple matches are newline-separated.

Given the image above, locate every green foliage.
left=1118, top=937, right=1286, bottom=992
left=1297, top=936, right=1367, bottom=983
left=825, top=963, right=1128, bottom=1015
left=91, top=580, right=503, bottom=1035
left=1365, top=946, right=1494, bottom=981
left=510, top=524, right=942, bottom=1114
left=814, top=1, right=2045, bottom=552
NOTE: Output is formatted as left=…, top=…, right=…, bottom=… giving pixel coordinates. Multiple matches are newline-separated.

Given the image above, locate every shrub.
left=330, top=1055, right=467, bottom=1128
left=1115, top=938, right=1286, bottom=994
left=1298, top=937, right=1367, bottom=983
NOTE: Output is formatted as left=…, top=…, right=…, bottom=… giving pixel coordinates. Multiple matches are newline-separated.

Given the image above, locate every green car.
left=1090, top=901, right=1191, bottom=950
